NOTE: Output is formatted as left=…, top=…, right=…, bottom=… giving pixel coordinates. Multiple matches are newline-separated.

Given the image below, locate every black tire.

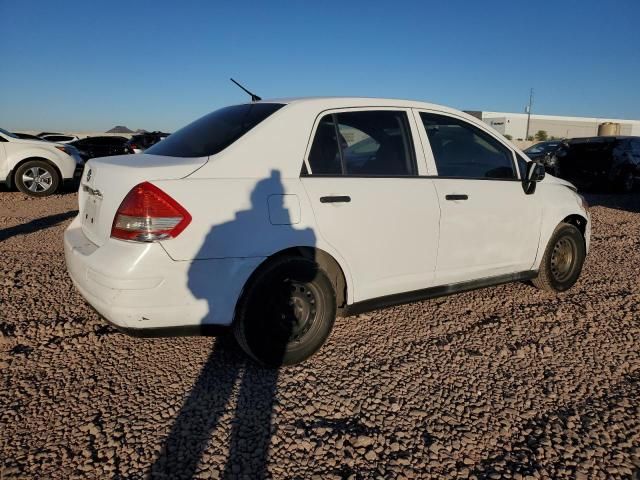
left=532, top=223, right=585, bottom=292
left=14, top=160, right=60, bottom=197
left=233, top=256, right=336, bottom=366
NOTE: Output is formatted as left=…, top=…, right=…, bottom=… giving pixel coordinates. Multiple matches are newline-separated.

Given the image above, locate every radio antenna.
left=230, top=78, right=262, bottom=102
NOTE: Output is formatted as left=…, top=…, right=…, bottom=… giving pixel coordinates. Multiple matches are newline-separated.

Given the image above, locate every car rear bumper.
left=64, top=217, right=263, bottom=332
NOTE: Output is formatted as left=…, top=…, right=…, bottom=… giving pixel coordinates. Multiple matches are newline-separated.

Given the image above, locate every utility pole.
left=525, top=88, right=534, bottom=140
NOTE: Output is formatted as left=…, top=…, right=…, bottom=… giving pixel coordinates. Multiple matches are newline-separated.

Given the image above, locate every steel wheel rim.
left=22, top=167, right=53, bottom=192
left=269, top=279, right=319, bottom=344
left=550, top=236, right=576, bottom=282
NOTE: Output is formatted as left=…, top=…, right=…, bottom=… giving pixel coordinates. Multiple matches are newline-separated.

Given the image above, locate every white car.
left=0, top=128, right=84, bottom=196
left=64, top=98, right=590, bottom=365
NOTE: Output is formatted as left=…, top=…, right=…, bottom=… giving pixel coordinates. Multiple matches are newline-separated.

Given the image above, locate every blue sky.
left=1, top=0, right=639, bottom=132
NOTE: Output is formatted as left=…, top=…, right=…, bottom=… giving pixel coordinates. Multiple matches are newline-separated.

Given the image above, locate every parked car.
left=0, top=127, right=84, bottom=196
left=69, top=136, right=129, bottom=161
left=40, top=134, right=80, bottom=143
left=36, top=132, right=63, bottom=137
left=12, top=132, right=44, bottom=141
left=125, top=132, right=169, bottom=154
left=554, top=136, right=640, bottom=192
left=64, top=98, right=590, bottom=366
left=524, top=140, right=562, bottom=163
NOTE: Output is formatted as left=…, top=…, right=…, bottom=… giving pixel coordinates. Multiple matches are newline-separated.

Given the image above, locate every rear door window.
left=307, top=110, right=417, bottom=176
left=146, top=103, right=284, bottom=157
left=420, top=113, right=516, bottom=179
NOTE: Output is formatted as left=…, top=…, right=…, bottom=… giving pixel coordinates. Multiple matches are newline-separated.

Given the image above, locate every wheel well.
left=562, top=214, right=587, bottom=237
left=237, top=247, right=349, bottom=318
left=10, top=157, right=62, bottom=188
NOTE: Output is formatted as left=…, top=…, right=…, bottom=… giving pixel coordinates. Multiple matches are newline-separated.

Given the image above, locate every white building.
left=465, top=111, right=640, bottom=140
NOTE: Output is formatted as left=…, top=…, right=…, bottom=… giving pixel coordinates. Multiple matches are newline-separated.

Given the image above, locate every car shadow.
left=0, top=210, right=78, bottom=242
left=582, top=192, right=640, bottom=214
left=150, top=170, right=316, bottom=479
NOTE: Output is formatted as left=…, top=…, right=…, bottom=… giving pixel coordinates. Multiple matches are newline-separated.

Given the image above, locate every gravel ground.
left=1, top=188, right=639, bottom=480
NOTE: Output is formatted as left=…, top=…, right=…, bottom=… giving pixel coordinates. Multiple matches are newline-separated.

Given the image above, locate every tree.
left=535, top=130, right=548, bottom=141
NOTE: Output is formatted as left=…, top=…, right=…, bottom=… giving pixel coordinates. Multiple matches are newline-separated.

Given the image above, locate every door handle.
left=445, top=194, right=468, bottom=201
left=320, top=195, right=351, bottom=203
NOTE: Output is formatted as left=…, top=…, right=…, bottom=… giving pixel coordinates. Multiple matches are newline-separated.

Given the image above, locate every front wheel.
left=233, top=256, right=337, bottom=366
left=14, top=160, right=60, bottom=197
left=533, top=223, right=586, bottom=292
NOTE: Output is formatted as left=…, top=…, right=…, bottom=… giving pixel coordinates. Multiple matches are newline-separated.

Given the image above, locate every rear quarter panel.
left=155, top=176, right=354, bottom=301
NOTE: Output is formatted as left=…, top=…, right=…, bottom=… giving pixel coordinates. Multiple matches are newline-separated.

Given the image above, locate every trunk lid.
left=79, top=154, right=207, bottom=246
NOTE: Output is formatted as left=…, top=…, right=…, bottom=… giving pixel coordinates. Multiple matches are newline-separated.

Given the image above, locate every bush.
left=535, top=130, right=548, bottom=141
left=504, top=134, right=513, bottom=140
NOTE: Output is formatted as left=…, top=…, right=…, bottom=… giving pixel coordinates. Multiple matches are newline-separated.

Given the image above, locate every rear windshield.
left=146, top=103, right=285, bottom=157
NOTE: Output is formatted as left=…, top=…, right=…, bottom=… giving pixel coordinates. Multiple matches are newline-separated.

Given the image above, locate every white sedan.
left=64, top=97, right=590, bottom=365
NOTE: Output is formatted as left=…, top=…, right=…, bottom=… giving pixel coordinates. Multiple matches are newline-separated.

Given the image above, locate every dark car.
left=125, top=131, right=170, bottom=154
left=36, top=131, right=64, bottom=137
left=524, top=140, right=563, bottom=161
left=554, top=136, right=640, bottom=192
left=69, top=136, right=129, bottom=161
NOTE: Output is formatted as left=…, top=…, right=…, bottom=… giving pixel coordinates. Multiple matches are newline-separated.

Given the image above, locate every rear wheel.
left=533, top=223, right=585, bottom=292
left=14, top=160, right=60, bottom=197
left=233, top=256, right=336, bottom=366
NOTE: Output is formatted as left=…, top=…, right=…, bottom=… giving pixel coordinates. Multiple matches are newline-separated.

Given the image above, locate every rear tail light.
left=111, top=182, right=191, bottom=242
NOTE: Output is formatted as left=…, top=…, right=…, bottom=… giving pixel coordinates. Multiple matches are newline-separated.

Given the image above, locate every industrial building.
left=465, top=111, right=640, bottom=140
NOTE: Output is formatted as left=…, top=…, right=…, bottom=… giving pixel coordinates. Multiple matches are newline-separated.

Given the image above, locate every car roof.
left=246, top=96, right=463, bottom=114
left=568, top=136, right=637, bottom=143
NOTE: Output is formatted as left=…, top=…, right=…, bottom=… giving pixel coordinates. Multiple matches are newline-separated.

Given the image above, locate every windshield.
left=146, top=103, right=285, bottom=158
left=525, top=142, right=559, bottom=154
left=0, top=128, right=19, bottom=139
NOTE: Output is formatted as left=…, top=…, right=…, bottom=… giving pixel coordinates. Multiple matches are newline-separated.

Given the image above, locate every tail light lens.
left=111, top=182, right=191, bottom=242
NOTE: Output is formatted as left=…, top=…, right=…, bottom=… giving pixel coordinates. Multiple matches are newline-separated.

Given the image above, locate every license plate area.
left=82, top=194, right=101, bottom=231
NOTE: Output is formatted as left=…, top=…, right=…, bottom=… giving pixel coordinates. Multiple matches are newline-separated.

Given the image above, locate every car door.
left=94, top=138, right=111, bottom=157
left=633, top=140, right=640, bottom=178
left=414, top=110, right=542, bottom=285
left=108, top=138, right=125, bottom=156
left=300, top=108, right=441, bottom=303
left=74, top=138, right=91, bottom=158
left=0, top=135, right=7, bottom=180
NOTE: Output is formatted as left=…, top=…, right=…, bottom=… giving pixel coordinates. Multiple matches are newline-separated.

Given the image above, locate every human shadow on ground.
left=0, top=210, right=77, bottom=242
left=150, top=170, right=316, bottom=479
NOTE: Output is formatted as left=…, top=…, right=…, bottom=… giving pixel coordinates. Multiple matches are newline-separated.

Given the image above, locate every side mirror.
left=523, top=161, right=545, bottom=194
left=526, top=161, right=546, bottom=182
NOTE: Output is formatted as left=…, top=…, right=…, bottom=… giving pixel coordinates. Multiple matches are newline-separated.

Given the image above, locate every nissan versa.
left=64, top=98, right=591, bottom=365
